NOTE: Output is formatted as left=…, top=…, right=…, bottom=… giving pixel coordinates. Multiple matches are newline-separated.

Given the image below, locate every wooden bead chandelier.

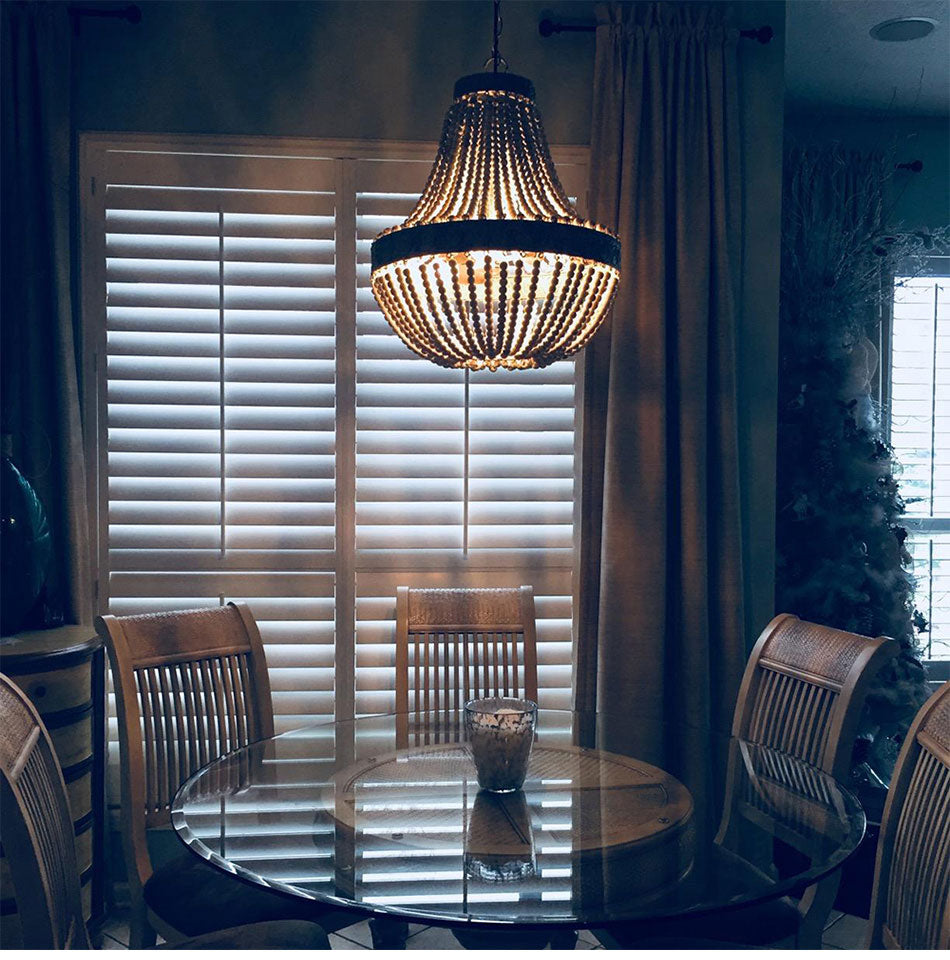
left=370, top=8, right=620, bottom=370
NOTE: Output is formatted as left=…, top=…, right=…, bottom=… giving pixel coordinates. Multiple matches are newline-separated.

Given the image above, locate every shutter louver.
left=890, top=271, right=950, bottom=662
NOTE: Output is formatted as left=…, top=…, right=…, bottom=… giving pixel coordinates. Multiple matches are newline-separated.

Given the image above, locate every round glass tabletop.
left=171, top=710, right=865, bottom=929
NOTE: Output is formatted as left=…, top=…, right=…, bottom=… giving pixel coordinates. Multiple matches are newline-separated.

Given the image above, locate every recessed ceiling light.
left=870, top=17, right=938, bottom=41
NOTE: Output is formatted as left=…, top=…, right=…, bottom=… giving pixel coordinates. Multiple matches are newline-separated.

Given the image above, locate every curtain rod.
left=539, top=18, right=774, bottom=43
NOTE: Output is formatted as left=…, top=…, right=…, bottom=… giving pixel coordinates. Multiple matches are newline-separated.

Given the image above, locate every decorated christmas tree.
left=777, top=145, right=944, bottom=785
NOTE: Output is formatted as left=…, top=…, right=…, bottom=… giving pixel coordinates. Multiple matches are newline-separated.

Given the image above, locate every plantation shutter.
left=87, top=136, right=588, bottom=901
left=88, top=137, right=587, bottom=749
left=890, top=265, right=950, bottom=663
left=352, top=158, right=586, bottom=717
left=100, top=150, right=339, bottom=737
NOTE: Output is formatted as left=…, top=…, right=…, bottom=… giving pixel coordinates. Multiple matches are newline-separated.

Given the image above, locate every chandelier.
left=370, top=3, right=620, bottom=370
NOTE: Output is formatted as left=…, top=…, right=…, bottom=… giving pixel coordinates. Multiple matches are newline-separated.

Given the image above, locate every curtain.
left=576, top=1, right=746, bottom=801
left=1, top=1, right=91, bottom=627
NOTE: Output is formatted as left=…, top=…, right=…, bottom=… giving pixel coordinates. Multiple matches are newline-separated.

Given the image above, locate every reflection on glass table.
left=171, top=710, right=864, bottom=931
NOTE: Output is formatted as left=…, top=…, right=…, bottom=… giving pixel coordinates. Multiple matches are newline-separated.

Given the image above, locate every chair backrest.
left=732, top=613, right=898, bottom=779
left=0, top=673, right=91, bottom=950
left=868, top=681, right=950, bottom=950
left=95, top=602, right=274, bottom=899
left=395, top=586, right=538, bottom=743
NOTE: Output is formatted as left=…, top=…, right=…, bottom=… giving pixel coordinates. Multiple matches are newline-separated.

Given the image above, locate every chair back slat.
left=95, top=602, right=274, bottom=907
left=395, top=586, right=538, bottom=745
left=869, top=682, right=950, bottom=950
left=745, top=669, right=836, bottom=766
left=0, top=674, right=91, bottom=950
left=131, top=652, right=262, bottom=824
left=734, top=614, right=898, bottom=779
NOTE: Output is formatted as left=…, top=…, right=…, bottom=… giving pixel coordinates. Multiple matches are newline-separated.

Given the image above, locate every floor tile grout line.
left=101, top=926, right=131, bottom=947
left=333, top=932, right=372, bottom=948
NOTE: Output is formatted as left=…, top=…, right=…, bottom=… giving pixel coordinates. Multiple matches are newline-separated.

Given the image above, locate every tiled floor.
left=822, top=912, right=869, bottom=950
left=98, top=909, right=868, bottom=950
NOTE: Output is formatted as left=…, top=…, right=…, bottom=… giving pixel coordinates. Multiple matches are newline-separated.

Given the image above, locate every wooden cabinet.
left=0, top=626, right=106, bottom=942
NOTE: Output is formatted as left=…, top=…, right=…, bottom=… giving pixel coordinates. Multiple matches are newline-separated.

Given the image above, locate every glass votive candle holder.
left=464, top=696, right=537, bottom=793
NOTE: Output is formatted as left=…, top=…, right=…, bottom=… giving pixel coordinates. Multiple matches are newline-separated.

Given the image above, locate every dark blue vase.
left=0, top=455, right=53, bottom=634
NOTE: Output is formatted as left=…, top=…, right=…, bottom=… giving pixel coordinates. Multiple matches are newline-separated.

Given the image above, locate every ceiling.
left=785, top=0, right=950, bottom=116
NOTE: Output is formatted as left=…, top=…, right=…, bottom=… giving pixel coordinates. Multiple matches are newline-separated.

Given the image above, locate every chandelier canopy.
left=370, top=71, right=620, bottom=370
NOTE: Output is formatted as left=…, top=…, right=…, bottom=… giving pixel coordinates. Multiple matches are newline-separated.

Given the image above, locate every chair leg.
left=797, top=873, right=841, bottom=949
left=548, top=928, right=579, bottom=949
left=369, top=917, right=409, bottom=949
left=592, top=927, right=623, bottom=949
left=129, top=900, right=157, bottom=949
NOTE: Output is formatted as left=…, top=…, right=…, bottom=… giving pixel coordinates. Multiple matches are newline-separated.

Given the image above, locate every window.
left=81, top=136, right=587, bottom=748
left=888, top=257, right=950, bottom=674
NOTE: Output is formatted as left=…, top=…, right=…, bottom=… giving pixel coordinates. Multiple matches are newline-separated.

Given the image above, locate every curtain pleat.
left=1, top=1, right=91, bottom=627
left=576, top=1, right=745, bottom=814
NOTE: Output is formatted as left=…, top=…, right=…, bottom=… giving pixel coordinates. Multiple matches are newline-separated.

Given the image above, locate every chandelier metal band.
left=371, top=219, right=621, bottom=272
left=453, top=71, right=535, bottom=99
left=370, top=70, right=620, bottom=370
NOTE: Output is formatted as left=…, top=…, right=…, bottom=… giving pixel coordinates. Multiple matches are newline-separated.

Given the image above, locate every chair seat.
left=145, top=853, right=336, bottom=938
left=159, top=920, right=330, bottom=950
left=605, top=897, right=800, bottom=948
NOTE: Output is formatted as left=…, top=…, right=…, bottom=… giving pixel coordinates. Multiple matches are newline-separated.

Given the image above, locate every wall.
left=76, top=0, right=597, bottom=144
left=76, top=0, right=786, bottom=651
left=784, top=113, right=950, bottom=230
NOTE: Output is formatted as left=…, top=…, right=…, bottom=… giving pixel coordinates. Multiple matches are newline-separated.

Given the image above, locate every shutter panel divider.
left=333, top=157, right=358, bottom=739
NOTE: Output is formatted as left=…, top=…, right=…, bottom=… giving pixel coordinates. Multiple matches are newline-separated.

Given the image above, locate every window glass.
left=890, top=264, right=950, bottom=663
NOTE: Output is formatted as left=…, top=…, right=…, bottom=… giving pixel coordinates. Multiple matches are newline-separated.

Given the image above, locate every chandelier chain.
left=492, top=0, right=502, bottom=74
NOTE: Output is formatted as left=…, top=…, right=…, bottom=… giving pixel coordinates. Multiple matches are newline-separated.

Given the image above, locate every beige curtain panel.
left=576, top=1, right=746, bottom=803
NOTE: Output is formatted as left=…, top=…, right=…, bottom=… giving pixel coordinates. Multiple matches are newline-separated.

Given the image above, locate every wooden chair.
left=603, top=613, right=898, bottom=950
left=732, top=613, right=898, bottom=781
left=96, top=603, right=344, bottom=947
left=0, top=672, right=330, bottom=951
left=867, top=681, right=950, bottom=950
left=380, top=585, right=540, bottom=950
left=715, top=613, right=898, bottom=947
left=394, top=585, right=538, bottom=745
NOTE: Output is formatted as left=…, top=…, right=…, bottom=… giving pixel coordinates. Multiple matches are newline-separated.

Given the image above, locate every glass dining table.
left=170, top=709, right=865, bottom=940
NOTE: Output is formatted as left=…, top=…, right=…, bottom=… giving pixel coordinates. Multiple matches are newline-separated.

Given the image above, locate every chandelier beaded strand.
left=370, top=7, right=620, bottom=370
